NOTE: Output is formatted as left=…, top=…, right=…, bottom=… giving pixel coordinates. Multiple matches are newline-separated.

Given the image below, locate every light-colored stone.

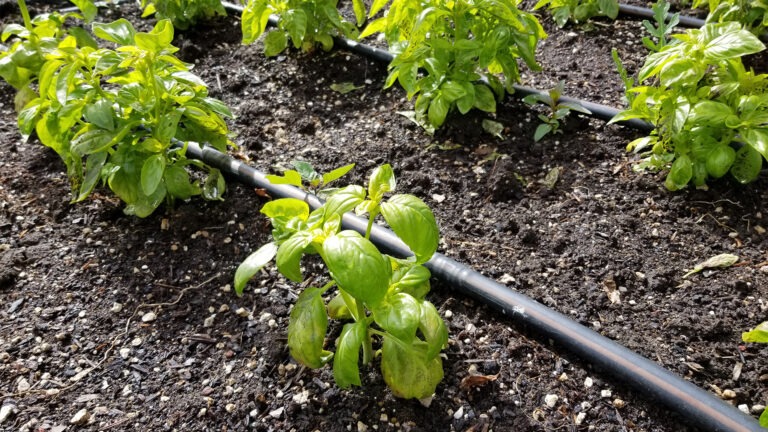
left=110, top=303, right=123, bottom=313
left=203, top=314, right=216, bottom=328
left=141, top=312, right=156, bottom=323
left=269, top=407, right=284, bottom=419
left=575, top=412, right=586, bottom=425
left=584, top=377, right=593, bottom=388
left=0, top=404, right=18, bottom=424
left=722, top=389, right=737, bottom=399
left=16, top=378, right=30, bottom=392
left=544, top=394, right=558, bottom=408
left=600, top=389, right=612, bottom=398
left=70, top=408, right=90, bottom=425
left=119, top=348, right=131, bottom=359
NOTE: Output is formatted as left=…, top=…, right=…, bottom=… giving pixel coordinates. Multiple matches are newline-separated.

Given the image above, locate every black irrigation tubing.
left=618, top=3, right=707, bottom=28
left=181, top=140, right=762, bottom=432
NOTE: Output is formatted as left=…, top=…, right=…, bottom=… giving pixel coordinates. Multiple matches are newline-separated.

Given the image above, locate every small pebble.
left=544, top=394, right=558, bottom=408
left=235, top=307, right=249, bottom=317
left=226, top=403, right=236, bottom=413
left=453, top=406, right=464, bottom=419
left=70, top=408, right=90, bottom=425
left=601, top=389, right=612, bottom=398
left=738, top=404, right=750, bottom=414
left=722, top=389, right=737, bottom=399
left=110, top=303, right=123, bottom=313
left=613, top=398, right=625, bottom=408
left=269, top=407, right=284, bottom=419
left=0, top=404, right=18, bottom=424
left=584, top=377, right=593, bottom=388
left=131, top=338, right=142, bottom=347
left=575, top=412, right=586, bottom=425
left=17, top=378, right=30, bottom=392
left=752, top=404, right=766, bottom=414
left=444, top=310, right=453, bottom=319
left=357, top=421, right=368, bottom=432
left=119, top=348, right=131, bottom=360
left=141, top=312, right=156, bottom=323
left=203, top=314, right=216, bottom=328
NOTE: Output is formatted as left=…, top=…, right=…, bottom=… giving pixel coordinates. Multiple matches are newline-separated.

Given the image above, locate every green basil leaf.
left=743, top=321, right=768, bottom=343
left=598, top=0, right=619, bottom=18
left=164, top=165, right=200, bottom=199
left=742, top=129, right=768, bottom=161
left=71, top=129, right=115, bottom=156
left=202, top=168, right=226, bottom=200
left=327, top=292, right=352, bottom=320
left=284, top=9, right=308, bottom=49
left=264, top=30, right=288, bottom=57
left=84, top=98, right=115, bottom=131
left=135, top=19, right=174, bottom=53
left=288, top=287, right=332, bottom=368
left=154, top=108, right=182, bottom=144
left=276, top=232, right=313, bottom=282
left=731, top=145, right=763, bottom=184
left=380, top=194, right=439, bottom=263
left=333, top=321, right=367, bottom=388
left=322, top=163, right=355, bottom=186
left=234, top=242, right=278, bottom=295
left=324, top=184, right=366, bottom=219
left=390, top=264, right=431, bottom=299
left=75, top=151, right=108, bottom=202
left=261, top=198, right=310, bottom=221
left=368, top=164, right=396, bottom=202
left=473, top=84, right=496, bottom=112
left=140, top=153, right=166, bottom=196
left=419, top=300, right=448, bottom=359
left=380, top=336, right=443, bottom=399
left=241, top=0, right=270, bottom=44
left=665, top=154, right=693, bottom=190
left=93, top=19, right=136, bottom=45
left=372, top=292, right=421, bottom=342
left=428, top=93, right=450, bottom=128
left=265, top=169, right=303, bottom=187
left=703, top=29, right=765, bottom=61
left=534, top=123, right=552, bottom=142
left=689, top=100, right=732, bottom=128
left=706, top=145, right=736, bottom=179
left=322, top=230, right=390, bottom=305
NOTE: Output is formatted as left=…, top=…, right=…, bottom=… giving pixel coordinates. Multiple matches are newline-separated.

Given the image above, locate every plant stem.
left=17, top=0, right=32, bottom=31
left=356, top=301, right=373, bottom=364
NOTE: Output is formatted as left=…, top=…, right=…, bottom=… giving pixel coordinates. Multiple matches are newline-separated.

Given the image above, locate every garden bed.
left=1, top=1, right=767, bottom=430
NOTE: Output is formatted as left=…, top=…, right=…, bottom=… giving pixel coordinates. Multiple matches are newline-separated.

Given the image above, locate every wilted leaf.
left=683, top=253, right=739, bottom=278
left=481, top=119, right=504, bottom=139
left=540, top=166, right=562, bottom=190
left=330, top=82, right=364, bottom=94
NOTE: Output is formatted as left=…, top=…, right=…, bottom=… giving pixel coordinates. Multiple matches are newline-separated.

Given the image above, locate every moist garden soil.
left=1, top=1, right=768, bottom=431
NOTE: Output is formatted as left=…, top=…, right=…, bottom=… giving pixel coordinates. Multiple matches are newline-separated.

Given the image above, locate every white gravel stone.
left=544, top=394, right=559, bottom=408
left=110, top=303, right=123, bottom=313
left=453, top=406, right=464, bottom=419
left=0, top=404, right=18, bottom=424
left=235, top=307, right=250, bottom=317
left=357, top=421, right=368, bottom=432
left=269, top=407, right=284, bottom=418
left=141, top=312, right=156, bottom=322
left=131, top=337, right=142, bottom=347
left=119, top=348, right=131, bottom=359
left=16, top=378, right=30, bottom=392
left=444, top=310, right=453, bottom=319
left=203, top=314, right=216, bottom=328
left=601, top=389, right=612, bottom=398
left=752, top=404, right=766, bottom=414
left=575, top=412, right=586, bottom=425
left=225, top=403, right=236, bottom=413
left=584, top=377, right=593, bottom=388
left=70, top=408, right=90, bottom=425
left=292, top=390, right=309, bottom=404
left=738, top=404, right=750, bottom=414
left=722, top=389, right=737, bottom=399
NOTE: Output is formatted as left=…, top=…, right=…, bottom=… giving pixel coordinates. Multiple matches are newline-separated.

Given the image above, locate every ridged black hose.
left=181, top=141, right=762, bottom=432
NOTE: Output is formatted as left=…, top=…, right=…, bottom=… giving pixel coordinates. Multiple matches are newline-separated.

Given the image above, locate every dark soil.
left=1, top=2, right=767, bottom=431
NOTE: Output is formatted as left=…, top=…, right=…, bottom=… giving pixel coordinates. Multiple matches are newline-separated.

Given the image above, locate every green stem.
left=364, top=208, right=379, bottom=240
left=17, top=0, right=32, bottom=31
left=355, top=301, right=374, bottom=364
left=319, top=279, right=336, bottom=295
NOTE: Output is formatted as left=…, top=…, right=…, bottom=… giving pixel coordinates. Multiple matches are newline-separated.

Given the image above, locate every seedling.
left=235, top=164, right=447, bottom=399
left=241, top=0, right=363, bottom=55
left=140, top=0, right=226, bottom=30
left=742, top=321, right=768, bottom=426
left=641, top=0, right=679, bottom=52
left=611, top=22, right=767, bottom=190
left=522, top=81, right=592, bottom=142
left=361, top=0, right=545, bottom=131
left=265, top=160, right=355, bottom=194
left=533, top=0, right=619, bottom=27
left=17, top=18, right=233, bottom=216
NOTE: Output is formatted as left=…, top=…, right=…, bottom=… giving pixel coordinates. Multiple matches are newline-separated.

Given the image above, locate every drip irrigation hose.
left=618, top=3, right=706, bottom=28
left=180, top=140, right=761, bottom=432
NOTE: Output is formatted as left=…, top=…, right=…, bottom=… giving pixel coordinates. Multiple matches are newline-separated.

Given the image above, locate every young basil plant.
left=18, top=18, right=234, bottom=216
left=641, top=0, right=679, bottom=52
left=361, top=0, right=546, bottom=132
left=0, top=0, right=97, bottom=111
left=522, top=81, right=591, bottom=142
left=695, top=0, right=768, bottom=35
left=742, top=321, right=768, bottom=427
left=140, top=0, right=227, bottom=30
left=241, top=0, right=363, bottom=55
left=265, top=160, right=355, bottom=195
left=533, top=0, right=619, bottom=27
left=235, top=164, right=448, bottom=400
left=611, top=22, right=768, bottom=189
